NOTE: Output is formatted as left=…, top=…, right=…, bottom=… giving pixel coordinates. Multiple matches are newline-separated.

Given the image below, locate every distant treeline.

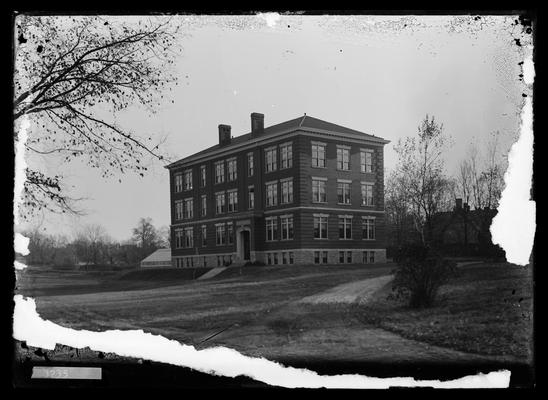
left=19, top=217, right=169, bottom=269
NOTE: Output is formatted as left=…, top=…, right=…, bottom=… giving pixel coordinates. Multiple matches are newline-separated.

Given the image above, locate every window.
left=315, top=251, right=328, bottom=264
left=216, top=224, right=226, bottom=246
left=337, top=147, right=350, bottom=170
left=289, top=252, right=294, bottom=264
left=337, top=181, right=351, bottom=204
left=265, top=147, right=277, bottom=172
left=203, top=256, right=207, bottom=267
left=215, top=161, right=225, bottom=184
left=267, top=253, right=272, bottom=265
left=281, top=216, right=294, bottom=240
left=174, top=173, right=183, bottom=192
left=280, top=143, right=293, bottom=168
left=175, top=230, right=184, bottom=248
left=266, top=182, right=278, bottom=207
left=215, top=192, right=226, bottom=214
left=227, top=223, right=234, bottom=245
left=347, top=251, right=352, bottom=264
left=362, top=218, right=376, bottom=240
left=361, top=183, right=374, bottom=206
left=247, top=153, right=254, bottom=177
left=248, top=186, right=255, bottom=209
left=228, top=190, right=238, bottom=212
left=184, top=198, right=193, bottom=219
left=266, top=218, right=277, bottom=241
left=361, top=150, right=373, bottom=173
left=184, top=169, right=193, bottom=190
left=362, top=251, right=376, bottom=264
left=201, top=225, right=207, bottom=247
left=273, top=253, right=279, bottom=265
left=339, top=251, right=345, bottom=264
left=339, top=216, right=352, bottom=239
left=282, top=252, right=288, bottom=265
left=281, top=179, right=293, bottom=204
left=227, top=158, right=237, bottom=181
left=313, top=215, right=328, bottom=239
left=175, top=200, right=184, bottom=220
left=184, top=227, right=193, bottom=248
left=200, top=165, right=207, bottom=187
left=311, top=143, right=326, bottom=168
left=217, top=256, right=222, bottom=267
left=201, top=195, right=207, bottom=216
left=312, top=178, right=327, bottom=203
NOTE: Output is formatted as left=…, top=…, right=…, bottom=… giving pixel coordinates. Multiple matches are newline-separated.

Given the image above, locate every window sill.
left=313, top=238, right=329, bottom=240
left=362, top=238, right=376, bottom=241
left=337, top=203, right=353, bottom=206
left=311, top=166, right=327, bottom=169
left=311, top=201, right=328, bottom=204
left=336, top=169, right=351, bottom=172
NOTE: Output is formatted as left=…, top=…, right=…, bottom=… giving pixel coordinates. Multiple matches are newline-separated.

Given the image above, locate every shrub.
left=243, top=260, right=266, bottom=267
left=391, top=243, right=457, bottom=308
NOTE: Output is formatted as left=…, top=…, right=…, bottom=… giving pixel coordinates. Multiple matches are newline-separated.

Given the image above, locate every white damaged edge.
left=13, top=295, right=510, bottom=388
left=491, top=48, right=535, bottom=266
left=257, top=12, right=281, bottom=28
left=14, top=232, right=30, bottom=257
left=14, top=118, right=30, bottom=269
left=14, top=117, right=30, bottom=227
left=14, top=260, right=28, bottom=271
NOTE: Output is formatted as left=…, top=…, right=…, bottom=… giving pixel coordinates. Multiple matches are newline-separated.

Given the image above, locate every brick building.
left=166, top=113, right=390, bottom=267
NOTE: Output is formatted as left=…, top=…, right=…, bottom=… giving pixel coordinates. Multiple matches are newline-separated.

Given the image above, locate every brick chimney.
left=218, top=124, right=231, bottom=146
left=250, top=113, right=264, bottom=137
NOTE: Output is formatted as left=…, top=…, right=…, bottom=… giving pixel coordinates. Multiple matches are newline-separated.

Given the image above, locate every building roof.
left=166, top=114, right=389, bottom=169
left=140, top=248, right=172, bottom=264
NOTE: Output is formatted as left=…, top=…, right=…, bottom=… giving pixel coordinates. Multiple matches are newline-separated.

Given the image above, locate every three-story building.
left=166, top=113, right=389, bottom=267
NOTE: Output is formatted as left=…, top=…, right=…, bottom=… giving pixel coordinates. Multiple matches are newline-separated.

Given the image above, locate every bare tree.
left=13, top=15, right=180, bottom=217
left=157, top=225, right=171, bottom=249
left=74, top=223, right=111, bottom=265
left=456, top=133, right=505, bottom=211
left=385, top=171, right=413, bottom=247
left=393, top=115, right=453, bottom=245
left=454, top=132, right=505, bottom=255
left=132, top=217, right=161, bottom=258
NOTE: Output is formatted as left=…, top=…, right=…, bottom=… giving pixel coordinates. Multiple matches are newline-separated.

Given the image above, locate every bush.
left=391, top=243, right=457, bottom=308
left=243, top=260, right=266, bottom=267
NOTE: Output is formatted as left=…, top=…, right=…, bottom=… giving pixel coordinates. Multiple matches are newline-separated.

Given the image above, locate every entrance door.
left=242, top=231, right=251, bottom=260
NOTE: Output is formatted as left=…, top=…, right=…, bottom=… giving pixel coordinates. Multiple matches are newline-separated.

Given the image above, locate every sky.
left=16, top=14, right=533, bottom=242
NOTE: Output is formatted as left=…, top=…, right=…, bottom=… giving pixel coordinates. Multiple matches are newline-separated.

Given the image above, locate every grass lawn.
left=14, top=262, right=533, bottom=366
left=352, top=262, right=534, bottom=362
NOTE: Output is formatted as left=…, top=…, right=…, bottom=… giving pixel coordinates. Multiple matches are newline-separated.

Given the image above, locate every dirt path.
left=298, top=275, right=393, bottom=304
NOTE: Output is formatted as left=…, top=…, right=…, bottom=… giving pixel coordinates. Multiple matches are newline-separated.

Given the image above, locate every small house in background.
left=140, top=248, right=172, bottom=268
left=432, top=198, right=501, bottom=258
